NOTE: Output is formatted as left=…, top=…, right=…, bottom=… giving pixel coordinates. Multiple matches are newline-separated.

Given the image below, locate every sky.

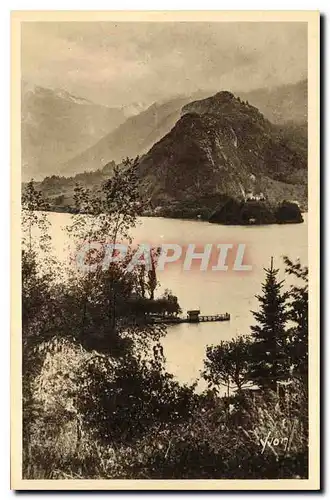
left=21, top=21, right=307, bottom=108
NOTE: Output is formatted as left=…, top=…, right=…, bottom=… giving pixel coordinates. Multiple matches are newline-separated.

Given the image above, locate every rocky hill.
left=57, top=80, right=307, bottom=177
left=135, top=91, right=307, bottom=215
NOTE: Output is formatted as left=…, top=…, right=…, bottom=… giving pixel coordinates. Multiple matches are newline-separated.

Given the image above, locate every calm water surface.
left=43, top=213, right=308, bottom=385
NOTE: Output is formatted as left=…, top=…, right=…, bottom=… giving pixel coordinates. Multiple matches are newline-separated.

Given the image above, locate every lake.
left=38, top=212, right=308, bottom=386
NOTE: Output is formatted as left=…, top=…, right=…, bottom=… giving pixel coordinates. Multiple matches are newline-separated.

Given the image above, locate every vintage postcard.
left=11, top=11, right=320, bottom=490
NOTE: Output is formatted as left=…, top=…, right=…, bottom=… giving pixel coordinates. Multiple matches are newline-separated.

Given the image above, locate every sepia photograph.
left=11, top=10, right=320, bottom=490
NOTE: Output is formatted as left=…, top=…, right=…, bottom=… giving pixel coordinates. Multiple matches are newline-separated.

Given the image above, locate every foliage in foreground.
left=22, top=173, right=309, bottom=480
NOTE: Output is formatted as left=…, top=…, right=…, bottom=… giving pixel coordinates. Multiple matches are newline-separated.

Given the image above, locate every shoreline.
left=32, top=207, right=308, bottom=226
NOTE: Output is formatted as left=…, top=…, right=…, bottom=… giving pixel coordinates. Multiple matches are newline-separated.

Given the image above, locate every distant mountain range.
left=59, top=95, right=198, bottom=176
left=22, top=79, right=307, bottom=181
left=57, top=80, right=307, bottom=177
left=32, top=85, right=308, bottom=217
left=237, top=79, right=307, bottom=125
left=21, top=81, right=129, bottom=181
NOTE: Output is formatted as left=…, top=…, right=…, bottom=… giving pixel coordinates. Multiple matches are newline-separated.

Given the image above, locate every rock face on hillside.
left=135, top=91, right=307, bottom=214
left=209, top=199, right=303, bottom=225
left=275, top=201, right=304, bottom=224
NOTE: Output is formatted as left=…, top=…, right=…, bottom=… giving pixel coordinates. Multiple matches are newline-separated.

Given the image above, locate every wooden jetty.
left=186, top=310, right=230, bottom=323
left=197, top=313, right=230, bottom=322
left=151, top=310, right=230, bottom=325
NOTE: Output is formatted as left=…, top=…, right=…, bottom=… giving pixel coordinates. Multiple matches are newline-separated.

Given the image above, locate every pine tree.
left=249, top=257, right=290, bottom=390
left=283, top=256, right=308, bottom=386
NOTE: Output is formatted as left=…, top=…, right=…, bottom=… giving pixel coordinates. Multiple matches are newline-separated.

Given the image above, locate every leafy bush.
left=21, top=177, right=309, bottom=480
